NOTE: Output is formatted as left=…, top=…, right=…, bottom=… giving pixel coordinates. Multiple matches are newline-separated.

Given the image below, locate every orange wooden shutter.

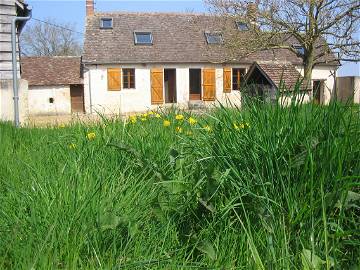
left=151, top=68, right=164, bottom=104
left=223, top=67, right=232, bottom=93
left=107, top=68, right=121, bottom=91
left=202, top=68, right=216, bottom=101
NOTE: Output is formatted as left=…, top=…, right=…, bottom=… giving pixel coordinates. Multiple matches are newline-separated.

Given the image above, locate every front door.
left=70, top=84, right=85, bottom=113
left=189, top=69, right=202, bottom=100
left=313, top=80, right=324, bottom=104
left=164, top=69, right=177, bottom=103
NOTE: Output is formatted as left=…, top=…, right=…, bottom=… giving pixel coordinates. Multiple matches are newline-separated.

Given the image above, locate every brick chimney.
left=246, top=1, right=259, bottom=23
left=86, top=0, right=94, bottom=16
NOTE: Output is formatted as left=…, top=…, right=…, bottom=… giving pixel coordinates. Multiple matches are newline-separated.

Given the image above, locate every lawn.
left=0, top=101, right=359, bottom=269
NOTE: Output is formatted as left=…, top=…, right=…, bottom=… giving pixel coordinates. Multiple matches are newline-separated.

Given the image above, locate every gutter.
left=11, top=7, right=32, bottom=127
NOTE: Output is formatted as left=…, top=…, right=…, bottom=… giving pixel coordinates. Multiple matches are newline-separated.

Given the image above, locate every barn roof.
left=21, top=56, right=82, bottom=86
left=83, top=12, right=338, bottom=65
left=244, top=62, right=311, bottom=91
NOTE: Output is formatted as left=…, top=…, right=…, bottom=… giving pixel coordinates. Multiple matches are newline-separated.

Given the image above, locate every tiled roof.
left=245, top=61, right=311, bottom=91
left=21, top=56, right=82, bottom=86
left=83, top=12, right=337, bottom=65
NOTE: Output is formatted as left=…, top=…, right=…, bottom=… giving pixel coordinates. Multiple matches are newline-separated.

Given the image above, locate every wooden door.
left=202, top=68, right=216, bottom=101
left=151, top=68, right=164, bottom=104
left=70, top=85, right=85, bottom=113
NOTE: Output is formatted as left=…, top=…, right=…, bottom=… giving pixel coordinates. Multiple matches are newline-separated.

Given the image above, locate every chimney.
left=246, top=1, right=259, bottom=23
left=86, top=0, right=94, bottom=16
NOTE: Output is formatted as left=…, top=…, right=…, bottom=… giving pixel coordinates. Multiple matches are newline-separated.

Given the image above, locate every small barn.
left=21, top=56, right=84, bottom=115
left=244, top=62, right=312, bottom=104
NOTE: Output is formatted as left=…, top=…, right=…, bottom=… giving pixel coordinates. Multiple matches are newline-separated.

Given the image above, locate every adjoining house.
left=21, top=56, right=84, bottom=116
left=244, top=62, right=311, bottom=104
left=0, top=0, right=31, bottom=122
left=82, top=0, right=338, bottom=115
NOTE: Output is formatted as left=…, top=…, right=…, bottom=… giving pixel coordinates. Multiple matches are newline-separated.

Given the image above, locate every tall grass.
left=0, top=99, right=359, bottom=269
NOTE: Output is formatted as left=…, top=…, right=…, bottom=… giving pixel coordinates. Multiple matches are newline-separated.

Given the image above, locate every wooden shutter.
left=202, top=68, right=216, bottom=101
left=223, top=67, right=232, bottom=93
left=107, top=68, right=121, bottom=91
left=151, top=68, right=164, bottom=104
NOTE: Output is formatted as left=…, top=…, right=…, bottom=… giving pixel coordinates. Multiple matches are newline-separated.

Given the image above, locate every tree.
left=20, top=18, right=82, bottom=57
left=205, top=0, right=360, bottom=81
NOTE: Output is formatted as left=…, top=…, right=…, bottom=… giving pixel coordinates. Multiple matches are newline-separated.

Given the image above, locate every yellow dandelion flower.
left=68, top=143, right=77, bottom=149
left=129, top=115, right=137, bottom=124
left=239, top=123, right=245, bottom=129
left=188, top=117, right=197, bottom=125
left=142, top=113, right=148, bottom=118
left=175, top=114, right=184, bottom=121
left=59, top=123, right=65, bottom=128
left=204, top=125, right=212, bottom=132
left=141, top=117, right=147, bottom=122
left=175, top=126, right=183, bottom=133
left=155, top=113, right=161, bottom=118
left=86, top=132, right=96, bottom=140
left=233, top=123, right=240, bottom=130
left=163, top=120, right=171, bottom=127
left=148, top=111, right=154, bottom=115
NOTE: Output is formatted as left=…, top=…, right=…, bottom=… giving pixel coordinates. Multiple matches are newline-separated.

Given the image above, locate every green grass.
left=0, top=100, right=359, bottom=269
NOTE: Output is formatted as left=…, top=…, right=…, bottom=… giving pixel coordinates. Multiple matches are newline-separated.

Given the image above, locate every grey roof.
left=83, top=12, right=338, bottom=65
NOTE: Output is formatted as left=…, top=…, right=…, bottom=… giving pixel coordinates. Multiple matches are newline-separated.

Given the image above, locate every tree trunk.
left=303, top=47, right=315, bottom=89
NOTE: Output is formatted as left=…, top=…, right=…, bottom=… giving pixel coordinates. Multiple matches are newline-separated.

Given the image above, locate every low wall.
left=336, top=76, right=360, bottom=104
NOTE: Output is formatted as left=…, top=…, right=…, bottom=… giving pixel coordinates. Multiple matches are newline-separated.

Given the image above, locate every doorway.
left=70, top=84, right=85, bottom=113
left=189, top=69, right=202, bottom=100
left=313, top=80, right=324, bottom=104
left=164, top=69, right=177, bottom=103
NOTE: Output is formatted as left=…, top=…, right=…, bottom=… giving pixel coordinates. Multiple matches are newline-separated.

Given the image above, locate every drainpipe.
left=11, top=8, right=32, bottom=127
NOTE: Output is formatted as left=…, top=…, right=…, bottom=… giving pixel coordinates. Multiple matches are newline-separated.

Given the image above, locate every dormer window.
left=100, top=18, right=113, bottom=29
left=205, top=32, right=223, bottom=44
left=134, top=32, right=153, bottom=45
left=294, top=45, right=305, bottom=56
left=236, top=21, right=249, bottom=31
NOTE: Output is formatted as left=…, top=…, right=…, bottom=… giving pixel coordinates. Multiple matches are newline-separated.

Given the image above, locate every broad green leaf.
left=196, top=240, right=217, bottom=261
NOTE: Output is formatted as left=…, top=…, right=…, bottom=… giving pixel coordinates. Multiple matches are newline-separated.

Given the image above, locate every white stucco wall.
left=28, top=85, right=71, bottom=116
left=0, top=79, right=28, bottom=124
left=296, top=65, right=337, bottom=105
left=84, top=64, right=246, bottom=115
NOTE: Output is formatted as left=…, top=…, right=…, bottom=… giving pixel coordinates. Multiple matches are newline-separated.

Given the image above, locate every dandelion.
left=142, top=113, right=148, bottom=118
left=204, top=125, right=212, bottom=132
left=148, top=111, right=154, bottom=115
left=129, top=115, right=137, bottom=124
left=68, top=143, right=77, bottom=150
left=175, top=114, right=184, bottom=121
left=239, top=123, right=245, bottom=129
left=233, top=123, right=240, bottom=130
left=175, top=126, right=183, bottom=133
left=59, top=123, right=65, bottom=128
left=155, top=113, right=161, bottom=118
left=163, top=120, right=171, bottom=127
left=188, top=117, right=197, bottom=125
left=86, top=132, right=96, bottom=141
left=140, top=117, right=147, bottom=122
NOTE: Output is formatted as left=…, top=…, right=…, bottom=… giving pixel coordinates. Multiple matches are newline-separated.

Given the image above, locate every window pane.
left=135, top=33, right=152, bottom=44
left=101, top=18, right=112, bottom=28
left=236, top=22, right=249, bottom=31
left=206, top=33, right=223, bottom=44
left=123, top=69, right=135, bottom=89
left=232, top=68, right=246, bottom=90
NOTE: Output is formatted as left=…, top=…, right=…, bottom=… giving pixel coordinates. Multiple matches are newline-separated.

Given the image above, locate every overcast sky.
left=25, top=0, right=359, bottom=76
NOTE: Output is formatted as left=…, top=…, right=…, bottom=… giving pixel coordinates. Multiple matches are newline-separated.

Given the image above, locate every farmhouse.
left=21, top=56, right=84, bottom=116
left=82, top=0, right=338, bottom=115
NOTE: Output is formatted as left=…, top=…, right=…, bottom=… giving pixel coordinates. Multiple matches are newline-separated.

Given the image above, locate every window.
left=205, top=32, right=223, bottom=44
left=134, top=32, right=153, bottom=45
left=123, top=69, right=135, bottom=89
left=232, top=68, right=246, bottom=90
left=236, top=21, right=249, bottom=31
left=294, top=45, right=305, bottom=56
left=100, top=18, right=113, bottom=29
